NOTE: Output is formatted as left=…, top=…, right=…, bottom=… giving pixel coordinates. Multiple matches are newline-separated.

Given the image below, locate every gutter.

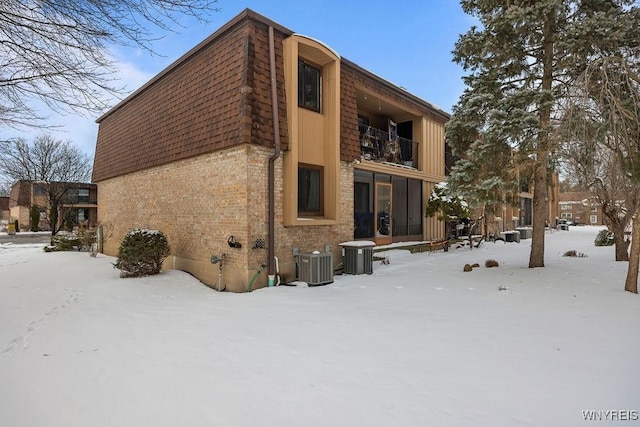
left=267, top=25, right=281, bottom=276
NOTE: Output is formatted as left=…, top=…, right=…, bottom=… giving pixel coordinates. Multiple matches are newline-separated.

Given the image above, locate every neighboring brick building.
left=93, top=9, right=449, bottom=291
left=8, top=180, right=97, bottom=231
left=558, top=192, right=604, bottom=225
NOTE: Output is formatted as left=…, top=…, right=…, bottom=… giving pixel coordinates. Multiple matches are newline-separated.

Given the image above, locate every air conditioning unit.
left=340, top=241, right=375, bottom=275
left=298, top=252, right=334, bottom=286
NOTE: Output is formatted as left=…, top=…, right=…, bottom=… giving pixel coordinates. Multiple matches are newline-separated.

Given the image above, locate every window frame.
left=298, top=164, right=324, bottom=217
left=298, top=60, right=322, bottom=113
left=78, top=188, right=90, bottom=203
left=33, top=184, right=47, bottom=196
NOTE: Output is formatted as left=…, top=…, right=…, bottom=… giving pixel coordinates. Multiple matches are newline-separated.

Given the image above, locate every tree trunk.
left=50, top=205, right=59, bottom=236
left=529, top=9, right=555, bottom=269
left=624, top=213, right=639, bottom=293
left=610, top=220, right=630, bottom=261
left=529, top=151, right=548, bottom=268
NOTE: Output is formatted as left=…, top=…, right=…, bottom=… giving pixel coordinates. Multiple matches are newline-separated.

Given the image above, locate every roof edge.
left=96, top=9, right=449, bottom=124
left=341, top=57, right=451, bottom=121
left=97, top=9, right=293, bottom=123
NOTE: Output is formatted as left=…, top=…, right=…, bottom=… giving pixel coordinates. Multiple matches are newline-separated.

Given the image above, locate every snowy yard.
left=1, top=226, right=638, bottom=426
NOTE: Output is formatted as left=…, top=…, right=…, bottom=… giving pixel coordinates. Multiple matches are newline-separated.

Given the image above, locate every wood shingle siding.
left=93, top=13, right=292, bottom=183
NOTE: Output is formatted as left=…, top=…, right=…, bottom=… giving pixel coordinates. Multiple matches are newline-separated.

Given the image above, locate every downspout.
left=268, top=25, right=281, bottom=277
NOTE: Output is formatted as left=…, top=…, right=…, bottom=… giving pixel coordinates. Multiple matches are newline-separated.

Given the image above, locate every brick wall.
left=98, top=144, right=353, bottom=292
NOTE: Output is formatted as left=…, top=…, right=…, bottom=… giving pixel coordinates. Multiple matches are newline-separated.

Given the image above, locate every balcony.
left=63, top=195, right=97, bottom=205
left=358, top=123, right=418, bottom=169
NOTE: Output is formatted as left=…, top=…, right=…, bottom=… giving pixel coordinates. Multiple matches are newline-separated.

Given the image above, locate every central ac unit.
left=298, top=252, right=334, bottom=286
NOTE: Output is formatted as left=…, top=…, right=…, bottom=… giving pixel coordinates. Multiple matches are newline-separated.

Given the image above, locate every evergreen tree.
left=426, top=183, right=470, bottom=223
left=448, top=0, right=640, bottom=268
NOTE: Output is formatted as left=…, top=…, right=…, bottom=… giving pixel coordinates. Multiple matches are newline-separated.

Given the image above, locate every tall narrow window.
left=298, top=165, right=323, bottom=215
left=298, top=60, right=321, bottom=112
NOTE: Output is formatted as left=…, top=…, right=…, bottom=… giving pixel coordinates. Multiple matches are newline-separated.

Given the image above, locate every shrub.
left=114, top=229, right=171, bottom=278
left=64, top=212, right=74, bottom=232
left=594, top=229, right=614, bottom=246
left=463, top=263, right=473, bottom=272
left=471, top=263, right=480, bottom=268
left=45, top=233, right=83, bottom=252
left=78, top=229, right=98, bottom=257
left=563, top=250, right=587, bottom=258
left=30, top=206, right=40, bottom=232
left=485, top=259, right=499, bottom=268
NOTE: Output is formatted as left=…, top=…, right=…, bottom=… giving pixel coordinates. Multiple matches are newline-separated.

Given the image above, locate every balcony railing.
left=63, top=196, right=97, bottom=205
left=359, top=123, right=418, bottom=169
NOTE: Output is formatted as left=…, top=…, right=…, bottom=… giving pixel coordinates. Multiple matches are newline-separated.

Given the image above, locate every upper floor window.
left=33, top=184, right=47, bottom=196
left=298, top=60, right=321, bottom=112
left=560, top=203, right=571, bottom=210
left=78, top=189, right=90, bottom=203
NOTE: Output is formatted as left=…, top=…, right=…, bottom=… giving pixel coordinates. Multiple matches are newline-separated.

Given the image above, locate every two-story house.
left=558, top=192, right=604, bottom=225
left=92, top=9, right=449, bottom=291
left=9, top=180, right=97, bottom=231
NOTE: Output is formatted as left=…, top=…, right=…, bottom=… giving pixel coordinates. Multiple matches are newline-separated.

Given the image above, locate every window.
left=298, top=166, right=323, bottom=215
left=591, top=205, right=598, bottom=212
left=590, top=215, right=598, bottom=224
left=560, top=203, right=571, bottom=210
left=561, top=212, right=572, bottom=219
left=33, top=184, right=47, bottom=196
left=78, top=189, right=90, bottom=203
left=298, top=60, right=321, bottom=112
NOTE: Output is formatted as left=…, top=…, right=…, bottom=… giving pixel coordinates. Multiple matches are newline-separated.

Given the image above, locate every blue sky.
left=1, top=0, right=473, bottom=157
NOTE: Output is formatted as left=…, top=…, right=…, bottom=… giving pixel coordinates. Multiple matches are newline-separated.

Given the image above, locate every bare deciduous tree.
left=0, top=0, right=219, bottom=128
left=559, top=134, right=639, bottom=261
left=562, top=53, right=640, bottom=293
left=1, top=135, right=92, bottom=182
left=0, top=134, right=93, bottom=235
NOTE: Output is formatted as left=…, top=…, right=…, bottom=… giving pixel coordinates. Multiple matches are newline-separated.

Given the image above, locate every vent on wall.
left=298, top=252, right=334, bottom=286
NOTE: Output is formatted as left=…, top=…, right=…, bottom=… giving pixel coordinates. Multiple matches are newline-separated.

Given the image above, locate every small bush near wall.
left=594, top=229, right=614, bottom=247
left=79, top=230, right=98, bottom=257
left=114, top=229, right=170, bottom=278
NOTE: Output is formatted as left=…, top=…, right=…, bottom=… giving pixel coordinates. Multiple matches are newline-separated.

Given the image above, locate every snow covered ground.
left=1, top=226, right=638, bottom=426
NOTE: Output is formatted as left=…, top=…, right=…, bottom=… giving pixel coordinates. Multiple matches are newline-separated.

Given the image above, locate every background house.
left=558, top=192, right=604, bottom=225
left=8, top=180, right=97, bottom=231
left=461, top=172, right=559, bottom=237
left=93, top=9, right=450, bottom=291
